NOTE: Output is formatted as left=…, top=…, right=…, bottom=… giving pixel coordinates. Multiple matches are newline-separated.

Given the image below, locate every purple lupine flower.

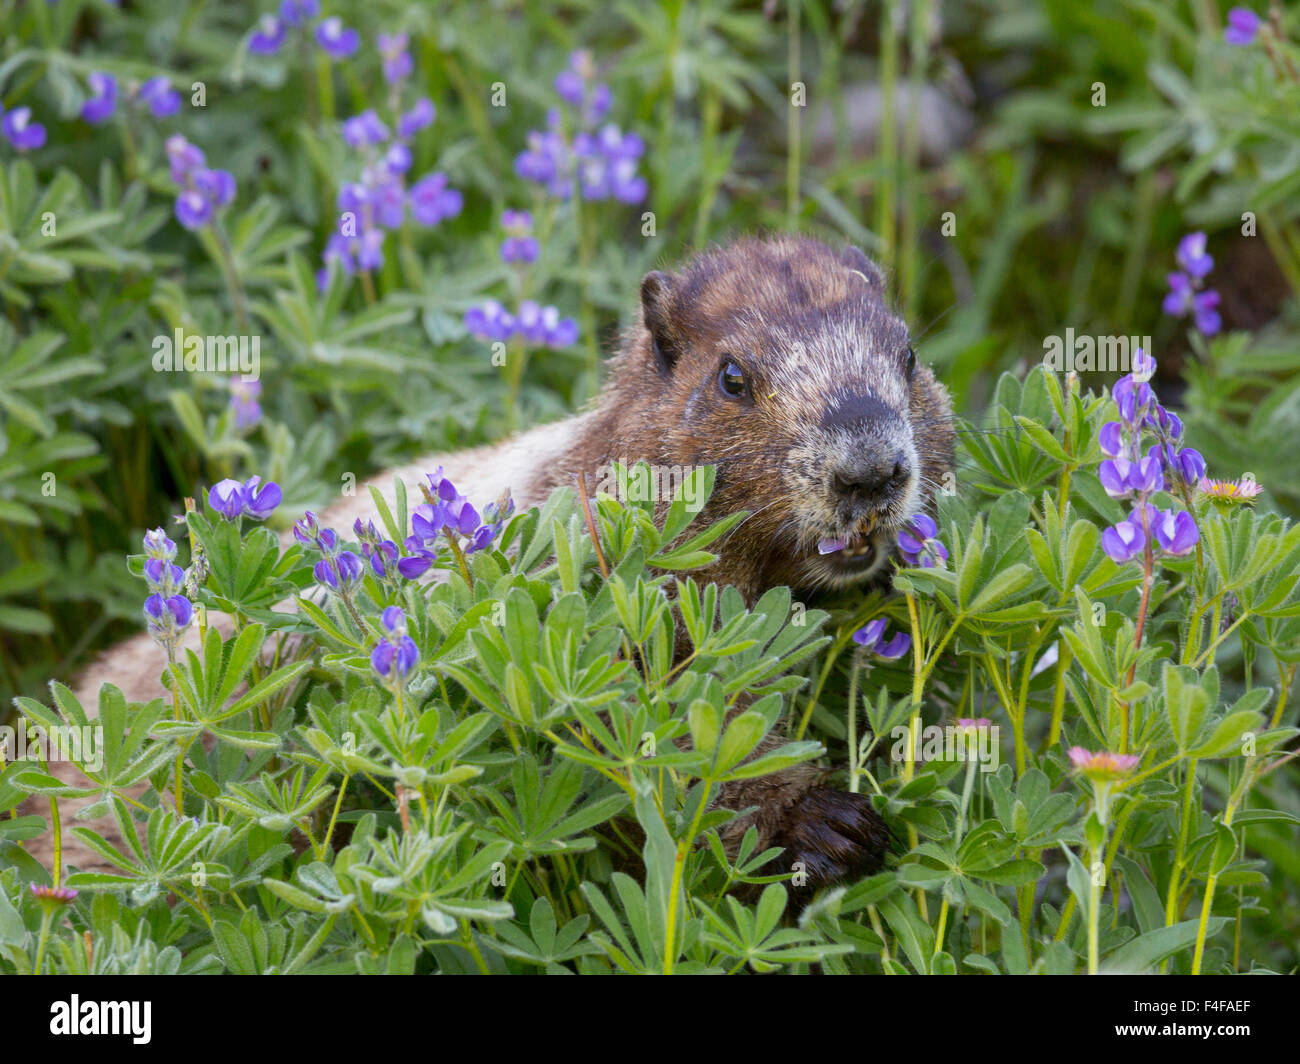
left=194, top=168, right=236, bottom=208
left=1154, top=443, right=1205, bottom=484
left=175, top=190, right=213, bottom=230
left=501, top=235, right=540, bottom=265
left=1190, top=289, right=1221, bottom=335
left=2, top=108, right=46, bottom=151
left=165, top=134, right=205, bottom=180
left=466, top=495, right=515, bottom=554
left=240, top=476, right=281, bottom=521
left=397, top=98, right=435, bottom=139
left=397, top=536, right=438, bottom=578
left=515, top=301, right=580, bottom=348
left=1101, top=520, right=1144, bottom=564
left=1098, top=458, right=1132, bottom=498
left=1152, top=508, right=1199, bottom=556
left=1164, top=274, right=1222, bottom=333
left=229, top=379, right=262, bottom=430
left=1224, top=7, right=1261, bottom=46
left=249, top=14, right=287, bottom=54
left=81, top=72, right=118, bottom=123
left=371, top=606, right=419, bottom=685
left=342, top=109, right=389, bottom=148
left=408, top=172, right=463, bottom=226
left=384, top=142, right=412, bottom=173
left=352, top=517, right=383, bottom=545
left=1131, top=348, right=1157, bottom=381
left=1176, top=232, right=1213, bottom=278
left=575, top=125, right=648, bottom=203
left=464, top=300, right=517, bottom=343
left=139, top=77, right=181, bottom=118
left=279, top=0, right=319, bottom=26
left=316, top=17, right=359, bottom=60
left=503, top=208, right=532, bottom=231
left=516, top=114, right=573, bottom=196
left=1098, top=421, right=1125, bottom=459
left=851, top=618, right=912, bottom=660
left=555, top=69, right=586, bottom=108
left=208, top=478, right=246, bottom=520
left=378, top=33, right=413, bottom=84
left=144, top=593, right=194, bottom=647
left=1112, top=374, right=1153, bottom=426
left=898, top=514, right=948, bottom=568
left=314, top=550, right=363, bottom=591
left=293, top=511, right=337, bottom=553
left=144, top=558, right=186, bottom=595
left=1145, top=403, right=1183, bottom=442
left=144, top=528, right=177, bottom=560
left=553, top=51, right=612, bottom=125
left=500, top=206, right=539, bottom=264
left=1098, top=455, right=1162, bottom=499
left=362, top=538, right=401, bottom=579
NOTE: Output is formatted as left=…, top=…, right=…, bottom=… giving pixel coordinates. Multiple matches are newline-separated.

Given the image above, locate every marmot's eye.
left=718, top=359, right=747, bottom=398
left=905, top=346, right=916, bottom=379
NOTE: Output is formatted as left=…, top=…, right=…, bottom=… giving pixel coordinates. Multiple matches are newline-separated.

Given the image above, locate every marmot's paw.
left=771, top=787, right=890, bottom=891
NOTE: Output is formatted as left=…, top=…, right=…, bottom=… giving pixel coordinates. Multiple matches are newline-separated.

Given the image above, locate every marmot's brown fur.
left=28, top=235, right=955, bottom=894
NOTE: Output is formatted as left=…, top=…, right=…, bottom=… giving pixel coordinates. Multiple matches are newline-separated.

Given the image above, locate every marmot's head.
left=601, top=235, right=955, bottom=597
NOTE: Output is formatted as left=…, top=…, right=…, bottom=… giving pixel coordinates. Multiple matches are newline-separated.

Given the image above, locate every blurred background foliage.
left=0, top=0, right=1298, bottom=743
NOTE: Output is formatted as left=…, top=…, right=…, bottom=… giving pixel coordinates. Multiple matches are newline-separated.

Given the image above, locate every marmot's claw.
left=771, top=787, right=890, bottom=892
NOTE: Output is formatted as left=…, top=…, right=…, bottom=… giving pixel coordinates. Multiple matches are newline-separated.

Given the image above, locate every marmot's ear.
left=640, top=270, right=680, bottom=375
left=841, top=245, right=886, bottom=290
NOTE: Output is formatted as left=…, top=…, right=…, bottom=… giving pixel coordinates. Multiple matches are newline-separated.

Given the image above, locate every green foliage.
left=1, top=0, right=1298, bottom=975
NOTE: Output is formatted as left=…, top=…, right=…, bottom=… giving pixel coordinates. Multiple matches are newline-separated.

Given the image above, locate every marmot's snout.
left=829, top=450, right=911, bottom=511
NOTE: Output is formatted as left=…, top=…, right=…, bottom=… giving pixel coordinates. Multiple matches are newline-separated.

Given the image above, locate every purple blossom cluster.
left=140, top=528, right=193, bottom=654
left=372, top=606, right=419, bottom=687
left=79, top=73, right=180, bottom=125
left=1162, top=232, right=1221, bottom=336
left=246, top=1, right=359, bottom=61
left=898, top=514, right=949, bottom=568
left=851, top=618, right=911, bottom=659
left=293, top=512, right=364, bottom=592
left=1097, top=351, right=1201, bottom=563
left=463, top=298, right=579, bottom=349
left=514, top=51, right=647, bottom=204
left=293, top=469, right=512, bottom=595
left=463, top=209, right=578, bottom=347
left=500, top=209, right=539, bottom=266
left=352, top=516, right=437, bottom=581
left=229, top=379, right=263, bottom=431
left=166, top=134, right=236, bottom=231
left=0, top=103, right=46, bottom=151
left=318, top=41, right=461, bottom=287
left=1224, top=7, right=1261, bottom=46
left=411, top=468, right=514, bottom=556
left=207, top=475, right=282, bottom=522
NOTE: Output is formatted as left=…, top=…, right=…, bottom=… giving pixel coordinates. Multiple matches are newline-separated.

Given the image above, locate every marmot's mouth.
left=815, top=515, right=890, bottom=575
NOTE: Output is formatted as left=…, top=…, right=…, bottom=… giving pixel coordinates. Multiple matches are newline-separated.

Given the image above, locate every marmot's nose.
left=831, top=452, right=909, bottom=508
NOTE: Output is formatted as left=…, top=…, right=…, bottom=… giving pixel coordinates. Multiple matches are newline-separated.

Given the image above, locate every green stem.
left=211, top=221, right=250, bottom=333
left=33, top=911, right=53, bottom=976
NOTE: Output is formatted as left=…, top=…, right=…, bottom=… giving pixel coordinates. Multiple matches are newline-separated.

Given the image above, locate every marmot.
left=31, top=235, right=956, bottom=892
